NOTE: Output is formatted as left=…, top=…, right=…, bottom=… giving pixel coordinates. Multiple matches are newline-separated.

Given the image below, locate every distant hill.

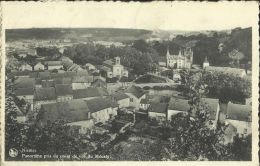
left=5, top=28, right=153, bottom=42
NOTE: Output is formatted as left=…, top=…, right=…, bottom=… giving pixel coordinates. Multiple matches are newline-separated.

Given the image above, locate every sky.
left=2, top=1, right=259, bottom=31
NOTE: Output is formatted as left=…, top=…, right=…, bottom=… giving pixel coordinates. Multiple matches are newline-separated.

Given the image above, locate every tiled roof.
left=45, top=61, right=63, bottom=66
left=72, top=76, right=93, bottom=83
left=53, top=77, right=72, bottom=85
left=73, top=87, right=102, bottom=99
left=14, top=87, right=34, bottom=96
left=42, top=80, right=55, bottom=87
left=125, top=86, right=145, bottom=98
left=168, top=98, right=190, bottom=112
left=205, top=66, right=246, bottom=77
left=227, top=102, right=251, bottom=122
left=228, top=49, right=245, bottom=60
left=55, top=84, right=73, bottom=96
left=100, top=66, right=112, bottom=72
left=148, top=102, right=168, bottom=114
left=38, top=71, right=51, bottom=80
left=39, top=100, right=91, bottom=124
left=85, top=97, right=118, bottom=113
left=34, top=87, right=56, bottom=101
left=14, top=77, right=35, bottom=89
left=111, top=92, right=129, bottom=101
left=103, top=60, right=114, bottom=67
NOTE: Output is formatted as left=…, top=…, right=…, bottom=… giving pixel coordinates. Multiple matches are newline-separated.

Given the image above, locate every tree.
left=227, top=134, right=252, bottom=161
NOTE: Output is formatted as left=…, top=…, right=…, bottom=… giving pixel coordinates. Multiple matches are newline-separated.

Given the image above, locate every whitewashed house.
left=125, top=86, right=146, bottom=109
left=111, top=92, right=130, bottom=108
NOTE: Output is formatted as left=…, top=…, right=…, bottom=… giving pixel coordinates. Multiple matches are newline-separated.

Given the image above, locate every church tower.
left=203, top=56, right=210, bottom=69
left=115, top=57, right=120, bottom=65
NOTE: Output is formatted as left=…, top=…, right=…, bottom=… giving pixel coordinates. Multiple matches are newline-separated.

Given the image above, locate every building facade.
left=166, top=47, right=193, bottom=69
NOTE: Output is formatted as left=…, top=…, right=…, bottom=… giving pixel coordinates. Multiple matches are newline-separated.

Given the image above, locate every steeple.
left=203, top=56, right=209, bottom=69
left=166, top=45, right=170, bottom=56
left=204, top=56, right=209, bottom=63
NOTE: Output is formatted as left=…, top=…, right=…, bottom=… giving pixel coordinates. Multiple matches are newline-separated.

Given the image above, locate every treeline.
left=63, top=41, right=159, bottom=75
left=152, top=27, right=252, bottom=67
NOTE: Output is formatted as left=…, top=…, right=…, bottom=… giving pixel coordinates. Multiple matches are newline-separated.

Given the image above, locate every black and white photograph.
left=1, top=1, right=259, bottom=164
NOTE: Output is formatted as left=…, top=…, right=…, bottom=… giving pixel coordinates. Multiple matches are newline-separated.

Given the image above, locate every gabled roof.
left=226, top=102, right=251, bottom=122
left=14, top=87, right=34, bottom=96
left=148, top=102, right=168, bottom=114
left=100, top=66, right=112, bottom=72
left=14, top=77, right=35, bottom=89
left=42, top=80, right=55, bottom=88
left=55, top=84, right=73, bottom=96
left=168, top=98, right=190, bottom=112
left=12, top=70, right=31, bottom=77
left=73, top=87, right=103, bottom=99
left=63, top=61, right=74, bottom=69
left=34, top=87, right=56, bottom=101
left=92, top=78, right=107, bottom=87
left=85, top=97, right=118, bottom=113
left=205, top=66, right=246, bottom=77
left=125, top=86, right=145, bottom=98
left=39, top=100, right=91, bottom=124
left=228, top=49, right=245, bottom=60
left=103, top=59, right=114, bottom=67
left=45, top=61, right=63, bottom=66
left=53, top=77, right=72, bottom=85
left=38, top=71, right=51, bottom=80
left=72, top=76, right=93, bottom=83
left=111, top=92, right=129, bottom=101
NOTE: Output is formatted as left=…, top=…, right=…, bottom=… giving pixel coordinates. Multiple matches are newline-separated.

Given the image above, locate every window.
left=130, top=98, right=133, bottom=102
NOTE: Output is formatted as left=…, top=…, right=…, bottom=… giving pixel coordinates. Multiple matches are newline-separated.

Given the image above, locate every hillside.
left=5, top=28, right=153, bottom=42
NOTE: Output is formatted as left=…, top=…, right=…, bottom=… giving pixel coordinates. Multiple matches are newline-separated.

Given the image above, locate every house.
left=167, top=98, right=190, bottom=121
left=228, top=49, right=245, bottom=65
left=38, top=71, right=51, bottom=80
left=167, top=97, right=220, bottom=128
left=44, top=61, right=63, bottom=70
left=165, top=46, right=193, bottom=69
left=139, top=99, right=150, bottom=110
left=225, top=102, right=251, bottom=137
left=205, top=66, right=246, bottom=78
left=125, top=86, right=146, bottom=109
left=111, top=92, right=130, bottom=108
left=85, top=97, right=118, bottom=123
left=55, top=84, right=73, bottom=102
left=148, top=102, right=168, bottom=123
left=34, top=62, right=45, bottom=71
left=33, top=87, right=57, bottom=110
left=203, top=56, right=210, bottom=69
left=73, top=87, right=108, bottom=100
left=20, top=63, right=32, bottom=71
left=67, top=63, right=83, bottom=72
left=85, top=63, right=96, bottom=71
left=53, top=77, right=72, bottom=85
left=91, top=78, right=107, bottom=88
left=14, top=87, right=34, bottom=106
left=35, top=78, right=42, bottom=88
left=58, top=56, right=73, bottom=63
left=42, top=80, right=55, bottom=88
left=101, top=57, right=128, bottom=78
left=38, top=100, right=94, bottom=134
left=12, top=71, right=31, bottom=78
left=14, top=77, right=35, bottom=89
left=72, top=76, right=94, bottom=90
